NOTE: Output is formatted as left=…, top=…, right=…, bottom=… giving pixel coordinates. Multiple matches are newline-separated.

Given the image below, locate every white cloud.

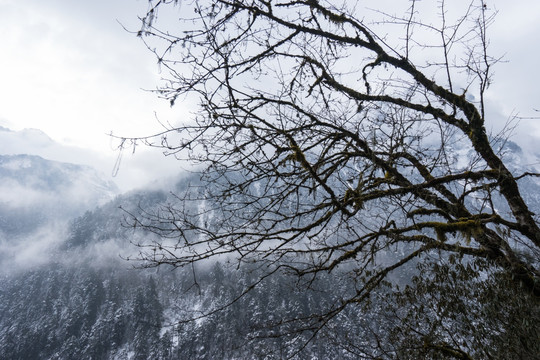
left=0, top=0, right=190, bottom=153
left=0, top=126, right=184, bottom=192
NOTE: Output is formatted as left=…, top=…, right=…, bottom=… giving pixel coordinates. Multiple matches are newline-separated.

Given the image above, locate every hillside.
left=0, top=142, right=539, bottom=359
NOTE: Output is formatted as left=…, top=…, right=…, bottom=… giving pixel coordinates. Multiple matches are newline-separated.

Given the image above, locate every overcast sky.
left=1, top=0, right=539, bottom=191
left=0, top=0, right=189, bottom=190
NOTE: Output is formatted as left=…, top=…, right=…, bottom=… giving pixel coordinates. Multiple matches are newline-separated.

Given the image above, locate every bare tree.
left=120, top=0, right=540, bottom=357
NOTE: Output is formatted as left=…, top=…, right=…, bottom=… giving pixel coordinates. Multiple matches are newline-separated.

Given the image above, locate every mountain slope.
left=0, top=141, right=539, bottom=359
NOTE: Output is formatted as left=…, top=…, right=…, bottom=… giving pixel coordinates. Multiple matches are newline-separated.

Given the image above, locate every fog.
left=0, top=222, right=68, bottom=274
left=0, top=151, right=117, bottom=274
left=0, top=223, right=146, bottom=275
left=0, top=125, right=186, bottom=192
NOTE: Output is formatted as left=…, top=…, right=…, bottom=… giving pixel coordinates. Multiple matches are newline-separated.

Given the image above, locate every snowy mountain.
left=0, top=170, right=352, bottom=359
left=0, top=125, right=188, bottom=192
left=0, top=141, right=539, bottom=359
